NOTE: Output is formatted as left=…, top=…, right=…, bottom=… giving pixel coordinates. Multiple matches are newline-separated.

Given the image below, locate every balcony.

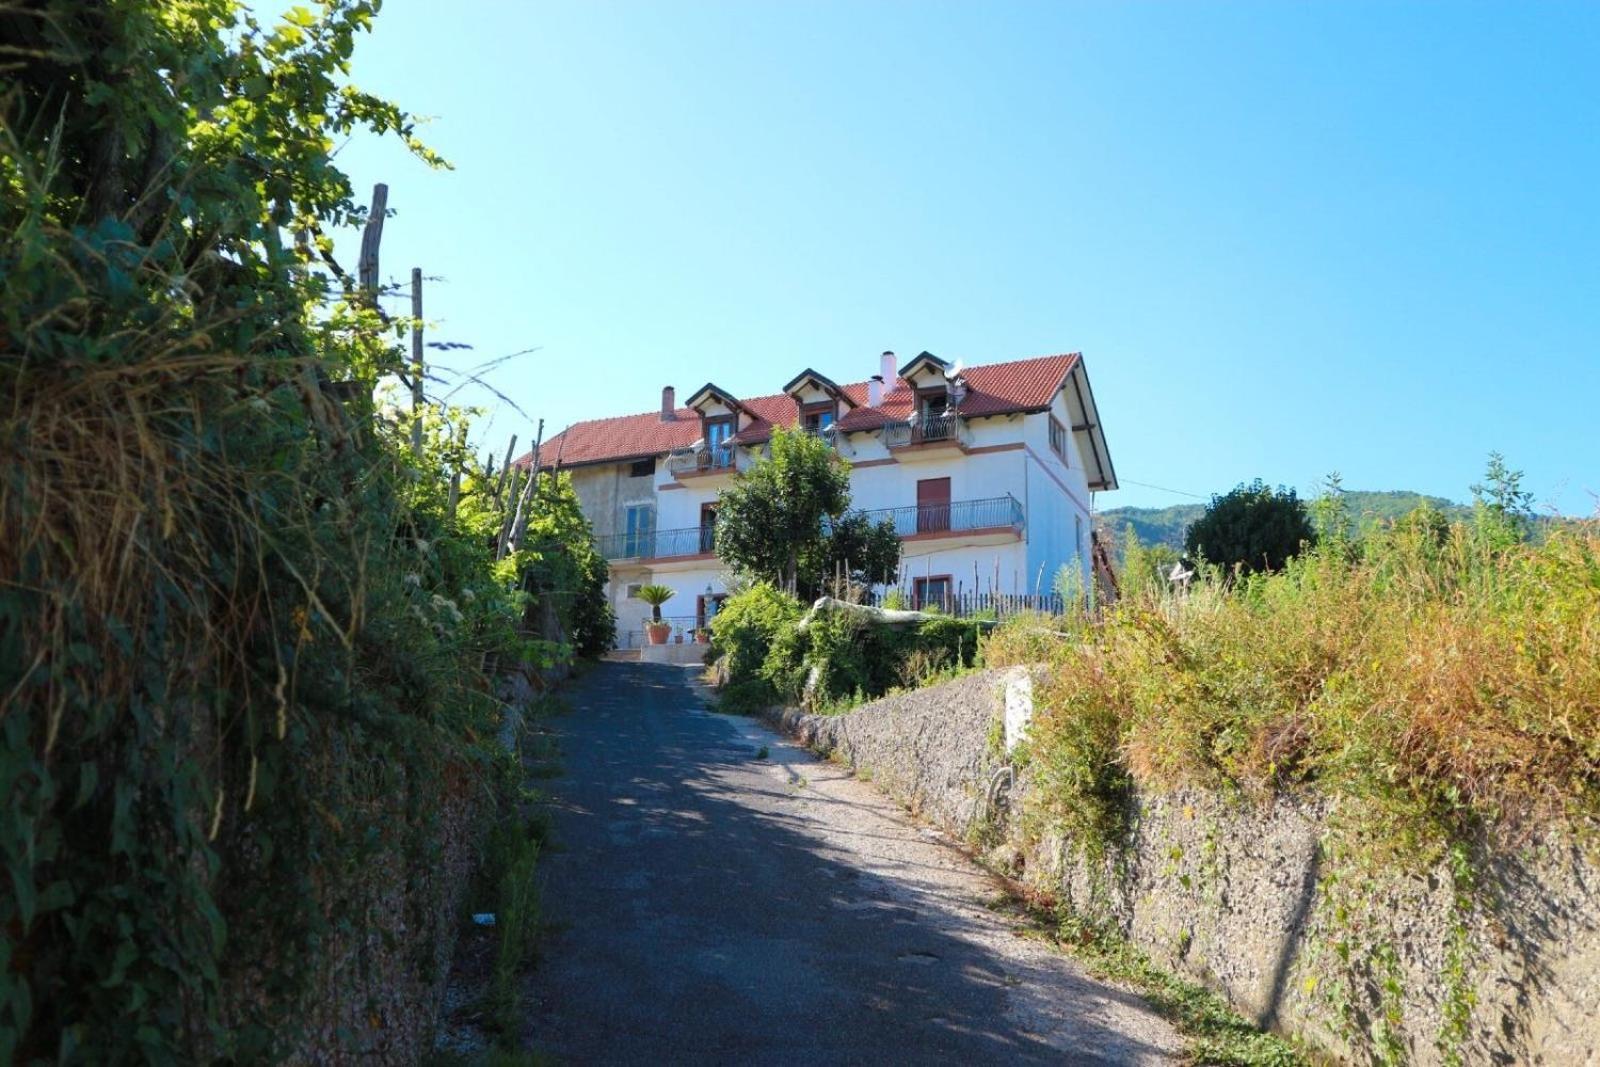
left=881, top=411, right=970, bottom=453
left=598, top=525, right=717, bottom=562
left=796, top=424, right=838, bottom=447
left=666, top=445, right=737, bottom=477
left=849, top=495, right=1024, bottom=539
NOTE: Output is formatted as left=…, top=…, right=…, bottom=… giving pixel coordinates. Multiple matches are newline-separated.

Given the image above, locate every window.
left=704, top=415, right=735, bottom=468
left=623, top=504, right=654, bottom=557
left=913, top=575, right=953, bottom=611
left=626, top=583, right=643, bottom=599
left=913, top=389, right=952, bottom=443
left=1049, top=416, right=1068, bottom=462
left=628, top=457, right=655, bottom=478
left=801, top=402, right=835, bottom=435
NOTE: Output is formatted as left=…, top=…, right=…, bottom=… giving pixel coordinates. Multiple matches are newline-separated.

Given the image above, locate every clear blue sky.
left=325, top=1, right=1599, bottom=514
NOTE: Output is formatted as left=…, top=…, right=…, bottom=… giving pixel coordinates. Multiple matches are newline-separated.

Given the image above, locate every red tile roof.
left=522, top=353, right=1081, bottom=470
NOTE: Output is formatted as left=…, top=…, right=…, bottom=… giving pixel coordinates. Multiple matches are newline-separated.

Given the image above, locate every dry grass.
left=985, top=520, right=1600, bottom=852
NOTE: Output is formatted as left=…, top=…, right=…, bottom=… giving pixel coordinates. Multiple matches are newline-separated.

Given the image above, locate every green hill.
left=1099, top=490, right=1468, bottom=552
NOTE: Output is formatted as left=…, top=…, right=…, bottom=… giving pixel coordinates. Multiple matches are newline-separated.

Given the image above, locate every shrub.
left=709, top=584, right=804, bottom=710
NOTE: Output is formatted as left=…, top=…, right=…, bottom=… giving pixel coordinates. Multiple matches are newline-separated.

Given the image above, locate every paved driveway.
left=524, top=661, right=1179, bottom=1065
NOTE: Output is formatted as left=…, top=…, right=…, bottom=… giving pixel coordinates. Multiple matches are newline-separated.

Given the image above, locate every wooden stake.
left=505, top=419, right=545, bottom=555
left=496, top=468, right=521, bottom=559
left=410, top=267, right=424, bottom=457
left=358, top=183, right=387, bottom=303
left=494, top=435, right=518, bottom=507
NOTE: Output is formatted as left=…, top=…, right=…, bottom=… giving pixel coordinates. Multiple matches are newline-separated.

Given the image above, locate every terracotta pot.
left=646, top=622, right=671, bottom=645
left=673, top=633, right=684, bottom=644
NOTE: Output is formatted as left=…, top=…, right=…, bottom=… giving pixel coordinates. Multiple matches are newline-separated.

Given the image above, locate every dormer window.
left=801, top=402, right=835, bottom=435
left=782, top=368, right=854, bottom=442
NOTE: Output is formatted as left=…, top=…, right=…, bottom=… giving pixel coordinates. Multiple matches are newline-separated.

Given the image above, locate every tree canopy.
left=1184, top=480, right=1316, bottom=576
left=714, top=428, right=900, bottom=598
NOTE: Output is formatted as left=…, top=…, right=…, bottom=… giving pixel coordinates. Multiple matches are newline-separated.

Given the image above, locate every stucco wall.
left=759, top=671, right=1600, bottom=1065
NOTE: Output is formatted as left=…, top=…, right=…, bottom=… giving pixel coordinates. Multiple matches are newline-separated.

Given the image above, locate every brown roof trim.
left=684, top=382, right=748, bottom=414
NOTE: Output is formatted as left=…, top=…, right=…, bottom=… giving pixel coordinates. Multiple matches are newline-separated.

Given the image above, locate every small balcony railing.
left=797, top=424, right=837, bottom=447
left=666, top=446, right=736, bottom=474
left=847, top=495, right=1024, bottom=538
left=881, top=411, right=969, bottom=449
left=598, top=525, right=718, bottom=561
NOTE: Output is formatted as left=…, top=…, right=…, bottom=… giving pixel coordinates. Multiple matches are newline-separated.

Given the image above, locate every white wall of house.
left=1020, top=392, right=1096, bottom=597
left=581, top=366, right=1108, bottom=646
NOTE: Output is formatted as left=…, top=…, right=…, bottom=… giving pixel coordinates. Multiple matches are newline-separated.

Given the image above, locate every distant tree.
left=715, top=428, right=901, bottom=598
left=1471, top=451, right=1534, bottom=548
left=1309, top=471, right=1352, bottom=545
left=1185, top=480, right=1316, bottom=576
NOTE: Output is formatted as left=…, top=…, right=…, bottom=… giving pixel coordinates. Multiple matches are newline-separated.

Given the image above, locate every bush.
left=756, top=607, right=984, bottom=713
left=709, top=584, right=804, bottom=710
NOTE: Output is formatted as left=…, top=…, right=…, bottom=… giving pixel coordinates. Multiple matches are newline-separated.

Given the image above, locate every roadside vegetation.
left=1, top=2, right=605, bottom=1060
left=985, top=459, right=1600, bottom=864
left=710, top=583, right=984, bottom=713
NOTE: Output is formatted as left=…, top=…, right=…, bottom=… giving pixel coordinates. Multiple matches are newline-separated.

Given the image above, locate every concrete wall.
left=760, top=671, right=1600, bottom=1065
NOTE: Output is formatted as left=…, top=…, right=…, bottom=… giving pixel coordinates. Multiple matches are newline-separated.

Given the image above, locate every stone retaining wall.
left=760, top=670, right=1600, bottom=1065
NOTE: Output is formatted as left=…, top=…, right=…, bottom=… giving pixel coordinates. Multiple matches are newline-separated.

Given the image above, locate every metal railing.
left=797, top=425, right=837, bottom=447
left=665, top=446, right=736, bottom=474
left=597, top=525, right=717, bottom=561
left=617, top=613, right=704, bottom=650
left=600, top=496, right=1018, bottom=562
left=881, top=411, right=968, bottom=449
left=848, top=495, right=1024, bottom=538
left=862, top=590, right=1065, bottom=618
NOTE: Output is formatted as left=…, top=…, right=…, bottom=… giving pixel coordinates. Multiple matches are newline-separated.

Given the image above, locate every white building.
left=524, top=350, right=1117, bottom=647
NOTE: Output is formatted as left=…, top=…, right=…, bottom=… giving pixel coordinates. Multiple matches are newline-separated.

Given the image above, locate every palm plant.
left=637, top=584, right=676, bottom=643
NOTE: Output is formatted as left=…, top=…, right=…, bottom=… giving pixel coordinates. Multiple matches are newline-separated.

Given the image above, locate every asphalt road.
left=522, top=661, right=1179, bottom=1065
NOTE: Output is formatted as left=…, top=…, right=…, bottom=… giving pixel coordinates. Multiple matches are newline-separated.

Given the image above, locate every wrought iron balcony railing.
left=844, top=495, right=1024, bottom=538
left=880, top=411, right=969, bottom=449
left=598, top=525, right=718, bottom=561
left=665, top=446, right=736, bottom=474
left=601, top=495, right=1020, bottom=562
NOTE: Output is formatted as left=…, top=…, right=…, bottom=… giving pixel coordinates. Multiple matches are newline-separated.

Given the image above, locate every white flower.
left=404, top=573, right=421, bottom=587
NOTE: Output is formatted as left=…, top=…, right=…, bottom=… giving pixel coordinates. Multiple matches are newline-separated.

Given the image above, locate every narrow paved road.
left=524, top=662, right=1179, bottom=1064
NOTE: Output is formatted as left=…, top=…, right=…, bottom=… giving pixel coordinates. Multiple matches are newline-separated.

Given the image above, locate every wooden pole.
left=358, top=183, right=387, bottom=303
left=496, top=468, right=521, bottom=559
left=505, top=419, right=545, bottom=556
left=494, top=435, right=518, bottom=507
left=446, top=424, right=465, bottom=521
left=410, top=267, right=424, bottom=456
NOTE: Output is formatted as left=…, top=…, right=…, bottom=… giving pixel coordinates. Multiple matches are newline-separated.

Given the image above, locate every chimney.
left=660, top=385, right=675, bottom=421
left=880, top=350, right=897, bottom=386
left=867, top=375, right=883, bottom=408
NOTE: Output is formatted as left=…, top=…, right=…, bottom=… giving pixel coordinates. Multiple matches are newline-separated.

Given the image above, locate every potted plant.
left=693, top=627, right=710, bottom=644
left=637, top=584, right=675, bottom=645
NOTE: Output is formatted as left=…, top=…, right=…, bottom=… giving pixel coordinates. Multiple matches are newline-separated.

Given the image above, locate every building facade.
left=525, top=350, right=1117, bottom=646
